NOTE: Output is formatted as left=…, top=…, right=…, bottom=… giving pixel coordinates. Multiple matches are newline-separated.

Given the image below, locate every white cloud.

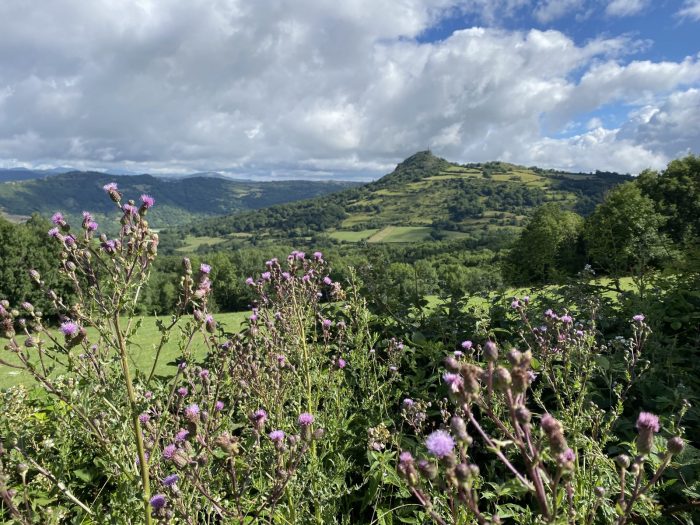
left=605, top=0, right=649, bottom=17
left=0, top=0, right=697, bottom=178
left=677, top=0, right=700, bottom=20
left=533, top=0, right=584, bottom=23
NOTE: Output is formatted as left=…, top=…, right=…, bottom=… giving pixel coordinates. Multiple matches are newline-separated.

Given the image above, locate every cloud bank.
left=0, top=0, right=698, bottom=177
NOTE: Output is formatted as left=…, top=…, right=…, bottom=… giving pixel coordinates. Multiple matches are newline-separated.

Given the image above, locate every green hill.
left=0, top=172, right=358, bottom=230
left=183, top=151, right=630, bottom=244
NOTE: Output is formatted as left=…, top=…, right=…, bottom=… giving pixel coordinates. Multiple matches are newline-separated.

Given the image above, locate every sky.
left=0, top=0, right=698, bottom=180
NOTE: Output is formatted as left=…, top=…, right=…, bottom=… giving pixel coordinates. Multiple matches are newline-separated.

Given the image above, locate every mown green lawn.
left=0, top=311, right=248, bottom=389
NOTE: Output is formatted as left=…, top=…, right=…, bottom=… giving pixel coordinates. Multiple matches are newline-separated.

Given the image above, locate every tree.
left=584, top=182, right=666, bottom=279
left=503, top=204, right=584, bottom=285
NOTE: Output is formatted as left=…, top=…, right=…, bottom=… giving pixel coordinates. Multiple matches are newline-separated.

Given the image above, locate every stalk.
left=114, top=314, right=152, bottom=525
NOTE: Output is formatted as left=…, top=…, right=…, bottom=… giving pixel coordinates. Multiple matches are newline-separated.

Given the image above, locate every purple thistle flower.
left=322, top=319, right=332, bottom=328
left=184, top=404, right=200, bottom=421
left=51, top=212, right=65, bottom=225
left=443, top=372, right=463, bottom=393
left=323, top=276, right=332, bottom=285
left=402, top=398, right=414, bottom=408
left=337, top=357, right=347, bottom=369
left=163, top=444, right=177, bottom=459
left=82, top=211, right=93, bottom=221
left=199, top=369, right=209, bottom=380
left=282, top=272, right=291, bottom=280
left=562, top=448, right=575, bottom=462
left=177, top=387, right=188, bottom=397
left=162, top=474, right=179, bottom=487
left=453, top=350, right=463, bottom=357
left=511, top=299, right=520, bottom=309
left=175, top=429, right=189, bottom=442
left=633, top=314, right=645, bottom=323
left=48, top=227, right=60, bottom=238
left=252, top=409, right=267, bottom=424
left=144, top=391, right=153, bottom=400
left=461, top=340, right=473, bottom=350
left=103, top=182, right=118, bottom=192
left=249, top=313, right=258, bottom=322
left=269, top=430, right=285, bottom=442
left=138, top=413, right=150, bottom=424
left=214, top=400, right=224, bottom=412
left=149, top=494, right=166, bottom=510
left=261, top=271, right=271, bottom=281
left=140, top=194, right=155, bottom=208
left=313, top=251, right=323, bottom=261
left=64, top=235, right=76, bottom=247
left=298, top=412, right=314, bottom=426
left=636, top=412, right=660, bottom=433
left=86, top=221, right=98, bottom=231
left=122, top=203, right=138, bottom=216
left=399, top=451, right=414, bottom=464
left=425, top=430, right=455, bottom=458
left=200, top=263, right=211, bottom=274
left=60, top=321, right=79, bottom=336
left=561, top=314, right=573, bottom=324
left=245, top=277, right=255, bottom=286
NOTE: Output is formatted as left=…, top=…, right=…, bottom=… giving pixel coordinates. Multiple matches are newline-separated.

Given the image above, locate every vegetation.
left=0, top=171, right=357, bottom=230
left=1, top=154, right=699, bottom=524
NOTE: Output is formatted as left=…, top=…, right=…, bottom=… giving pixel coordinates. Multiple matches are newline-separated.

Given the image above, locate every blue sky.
left=0, top=0, right=698, bottom=179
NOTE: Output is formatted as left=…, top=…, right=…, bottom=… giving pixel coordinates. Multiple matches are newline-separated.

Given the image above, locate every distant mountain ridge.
left=182, top=151, right=630, bottom=245
left=0, top=171, right=359, bottom=228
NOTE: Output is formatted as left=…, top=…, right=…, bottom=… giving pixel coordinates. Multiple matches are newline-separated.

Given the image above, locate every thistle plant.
left=397, top=302, right=688, bottom=524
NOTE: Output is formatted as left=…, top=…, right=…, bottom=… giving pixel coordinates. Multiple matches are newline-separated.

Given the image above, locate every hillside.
left=183, top=151, right=630, bottom=244
left=0, top=171, right=358, bottom=229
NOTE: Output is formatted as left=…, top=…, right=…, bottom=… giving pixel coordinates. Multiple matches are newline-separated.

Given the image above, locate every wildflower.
left=103, top=182, right=118, bottom=192
left=337, top=357, right=347, bottom=369
left=162, top=474, right=179, bottom=487
left=454, top=350, right=463, bottom=358
left=177, top=387, right=188, bottom=397
left=313, top=251, right=323, bottom=261
left=323, top=276, right=332, bottom=285
left=633, top=314, right=645, bottom=323
left=425, top=430, right=455, bottom=458
left=443, top=372, right=463, bottom=393
left=140, top=194, right=155, bottom=209
left=48, top=227, right=60, bottom=238
left=200, top=263, right=211, bottom=274
left=402, top=398, right=414, bottom=409
left=322, top=319, right=332, bottom=328
left=51, top=212, right=65, bottom=226
left=86, top=221, right=98, bottom=231
left=122, top=203, right=138, bottom=216
left=298, top=412, right=314, bottom=426
left=269, top=430, right=285, bottom=443
left=461, top=340, right=473, bottom=350
left=60, top=321, right=79, bottom=337
left=175, top=429, right=189, bottom=442
left=149, top=494, right=166, bottom=510
left=214, top=400, right=224, bottom=412
left=636, top=411, right=660, bottom=454
left=138, top=413, right=150, bottom=424
left=184, top=404, right=200, bottom=423
left=199, top=369, right=209, bottom=380
left=205, top=315, right=216, bottom=333
left=561, top=314, right=573, bottom=324
left=163, top=444, right=177, bottom=459
left=245, top=277, right=255, bottom=286
left=511, top=299, right=520, bottom=309
left=282, top=271, right=291, bottom=280
left=261, top=271, right=271, bottom=281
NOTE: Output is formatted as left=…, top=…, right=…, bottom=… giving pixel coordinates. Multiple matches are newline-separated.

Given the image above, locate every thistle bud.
left=450, top=416, right=471, bottom=445
left=667, top=436, right=685, bottom=455
left=182, top=258, right=192, bottom=275
left=484, top=341, right=498, bottom=362
left=444, top=356, right=460, bottom=372
left=615, top=454, right=630, bottom=470
left=515, top=406, right=531, bottom=425
left=494, top=367, right=512, bottom=392
left=417, top=459, right=438, bottom=480
left=28, top=269, right=41, bottom=283
left=506, top=349, right=522, bottom=365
